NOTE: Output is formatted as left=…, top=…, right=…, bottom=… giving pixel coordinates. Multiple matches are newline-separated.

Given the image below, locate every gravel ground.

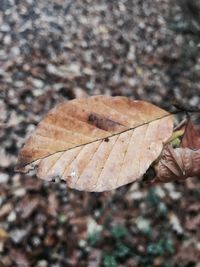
left=0, top=0, right=200, bottom=267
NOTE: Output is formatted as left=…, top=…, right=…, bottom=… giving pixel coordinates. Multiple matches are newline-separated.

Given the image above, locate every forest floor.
left=0, top=0, right=200, bottom=266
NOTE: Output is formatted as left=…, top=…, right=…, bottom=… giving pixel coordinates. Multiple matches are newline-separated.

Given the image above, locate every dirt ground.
left=0, top=0, right=200, bottom=266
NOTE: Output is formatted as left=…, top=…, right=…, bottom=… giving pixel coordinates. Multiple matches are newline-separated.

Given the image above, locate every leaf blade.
left=16, top=96, right=174, bottom=191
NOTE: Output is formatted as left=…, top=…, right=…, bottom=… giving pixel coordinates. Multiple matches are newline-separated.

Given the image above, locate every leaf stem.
left=166, top=129, right=185, bottom=144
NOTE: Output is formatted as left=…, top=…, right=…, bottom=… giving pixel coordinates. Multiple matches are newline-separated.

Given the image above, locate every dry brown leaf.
left=16, top=95, right=174, bottom=192
left=153, top=145, right=200, bottom=183
left=152, top=119, right=200, bottom=184
left=181, top=118, right=200, bottom=149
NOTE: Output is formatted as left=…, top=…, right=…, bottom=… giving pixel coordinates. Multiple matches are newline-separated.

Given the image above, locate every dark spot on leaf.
left=88, top=113, right=123, bottom=131
left=104, top=137, right=109, bottom=142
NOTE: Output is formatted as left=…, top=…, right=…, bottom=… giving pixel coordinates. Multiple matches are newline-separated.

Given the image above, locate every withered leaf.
left=152, top=119, right=200, bottom=184
left=181, top=118, right=200, bottom=149
left=153, top=145, right=200, bottom=183
left=16, top=96, right=174, bottom=192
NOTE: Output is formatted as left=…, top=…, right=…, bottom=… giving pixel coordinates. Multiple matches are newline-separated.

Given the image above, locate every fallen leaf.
left=16, top=96, right=174, bottom=191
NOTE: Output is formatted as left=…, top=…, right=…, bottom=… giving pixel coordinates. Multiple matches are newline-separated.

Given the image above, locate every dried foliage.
left=153, top=119, right=200, bottom=183
left=16, top=96, right=174, bottom=191
left=153, top=145, right=200, bottom=183
left=181, top=118, right=200, bottom=149
left=1, top=1, right=200, bottom=266
left=16, top=96, right=200, bottom=191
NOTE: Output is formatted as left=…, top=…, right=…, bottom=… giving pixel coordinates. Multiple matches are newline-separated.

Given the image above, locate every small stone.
left=13, top=188, right=26, bottom=197
left=0, top=241, right=4, bottom=252
left=0, top=203, right=12, bottom=218
left=135, top=217, right=151, bottom=234
left=59, top=63, right=81, bottom=77
left=36, top=260, right=48, bottom=267
left=155, top=186, right=166, bottom=198
left=189, top=96, right=199, bottom=106
left=12, top=174, right=21, bottom=185
left=94, top=210, right=101, bottom=218
left=1, top=24, right=10, bottom=32
left=4, top=35, right=11, bottom=45
left=0, top=100, right=7, bottom=123
left=127, top=45, right=136, bottom=61
left=32, top=236, right=41, bottom=247
left=79, top=239, right=87, bottom=247
left=0, top=173, right=9, bottom=183
left=196, top=242, right=200, bottom=250
left=0, top=149, right=13, bottom=168
left=46, top=64, right=57, bottom=74
left=58, top=214, right=67, bottom=223
left=87, top=217, right=103, bottom=236
left=83, top=67, right=94, bottom=76
left=14, top=81, right=25, bottom=88
left=31, top=79, right=44, bottom=89
left=10, top=229, right=28, bottom=243
left=7, top=211, right=16, bottom=222
left=131, top=191, right=144, bottom=200
left=10, top=47, right=20, bottom=56
left=164, top=183, right=182, bottom=200
left=169, top=213, right=183, bottom=235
